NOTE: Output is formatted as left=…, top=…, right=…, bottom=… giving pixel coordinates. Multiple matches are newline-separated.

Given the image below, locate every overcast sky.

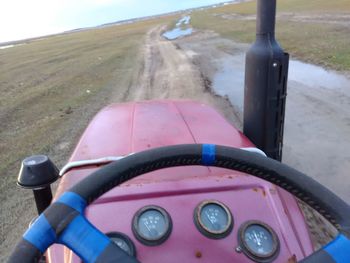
left=0, top=0, right=227, bottom=43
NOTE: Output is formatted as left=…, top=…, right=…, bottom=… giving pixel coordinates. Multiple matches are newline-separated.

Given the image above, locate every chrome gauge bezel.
left=106, top=232, right=136, bottom=257
left=194, top=200, right=233, bottom=239
left=238, top=220, right=280, bottom=262
left=132, top=205, right=172, bottom=246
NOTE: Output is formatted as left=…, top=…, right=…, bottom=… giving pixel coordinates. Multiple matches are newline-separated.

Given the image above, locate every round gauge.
left=106, top=232, right=136, bottom=257
left=194, top=200, right=233, bottom=239
left=238, top=221, right=279, bottom=262
left=132, top=205, right=172, bottom=246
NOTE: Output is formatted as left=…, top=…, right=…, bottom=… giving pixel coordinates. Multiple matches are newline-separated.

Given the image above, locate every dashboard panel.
left=70, top=174, right=313, bottom=263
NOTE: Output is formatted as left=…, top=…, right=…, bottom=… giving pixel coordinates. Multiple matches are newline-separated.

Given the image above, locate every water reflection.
left=163, top=16, right=193, bottom=40
left=289, top=60, right=349, bottom=90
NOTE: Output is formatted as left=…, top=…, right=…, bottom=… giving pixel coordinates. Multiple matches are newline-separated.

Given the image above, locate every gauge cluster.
left=106, top=200, right=280, bottom=262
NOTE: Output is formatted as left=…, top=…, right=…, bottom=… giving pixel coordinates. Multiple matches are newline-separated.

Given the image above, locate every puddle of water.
left=163, top=16, right=193, bottom=40
left=289, top=60, right=350, bottom=90
left=212, top=55, right=350, bottom=114
left=176, top=16, right=191, bottom=27
left=163, top=28, right=193, bottom=40
left=212, top=53, right=246, bottom=112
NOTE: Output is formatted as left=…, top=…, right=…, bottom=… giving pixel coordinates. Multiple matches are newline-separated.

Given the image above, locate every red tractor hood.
left=70, top=100, right=252, bottom=161
left=50, top=100, right=313, bottom=263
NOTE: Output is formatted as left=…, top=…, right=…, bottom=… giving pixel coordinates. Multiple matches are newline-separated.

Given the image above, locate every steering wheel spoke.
left=9, top=192, right=139, bottom=263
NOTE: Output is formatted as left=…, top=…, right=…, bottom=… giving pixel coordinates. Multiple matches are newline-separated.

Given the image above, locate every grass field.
left=191, top=0, right=350, bottom=70
left=211, top=0, right=350, bottom=14
left=0, top=16, right=174, bottom=194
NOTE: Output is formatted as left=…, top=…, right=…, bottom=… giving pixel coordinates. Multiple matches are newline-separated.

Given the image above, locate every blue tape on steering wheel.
left=58, top=214, right=110, bottom=263
left=323, top=234, right=350, bottom=262
left=23, top=215, right=56, bottom=253
left=202, top=144, right=216, bottom=165
left=57, top=192, right=87, bottom=213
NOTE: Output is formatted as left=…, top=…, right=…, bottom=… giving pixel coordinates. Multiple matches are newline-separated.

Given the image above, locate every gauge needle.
left=205, top=211, right=215, bottom=225
left=253, top=231, right=262, bottom=246
left=144, top=222, right=151, bottom=232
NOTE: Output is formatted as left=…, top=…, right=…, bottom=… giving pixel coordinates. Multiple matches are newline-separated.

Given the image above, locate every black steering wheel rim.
left=8, top=144, right=350, bottom=263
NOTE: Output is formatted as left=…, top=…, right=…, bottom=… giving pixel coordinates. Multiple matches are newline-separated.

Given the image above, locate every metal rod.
left=33, top=186, right=53, bottom=214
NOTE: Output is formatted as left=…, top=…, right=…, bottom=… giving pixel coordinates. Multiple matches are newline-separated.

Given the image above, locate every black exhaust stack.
left=243, top=0, right=289, bottom=161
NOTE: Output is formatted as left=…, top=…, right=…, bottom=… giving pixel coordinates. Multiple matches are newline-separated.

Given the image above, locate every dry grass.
left=191, top=0, right=350, bottom=70
left=212, top=0, right=350, bottom=14
left=0, top=16, right=173, bottom=201
left=0, top=26, right=121, bottom=173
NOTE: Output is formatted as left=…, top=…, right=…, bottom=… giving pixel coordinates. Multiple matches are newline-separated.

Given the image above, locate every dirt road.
left=121, top=25, right=240, bottom=124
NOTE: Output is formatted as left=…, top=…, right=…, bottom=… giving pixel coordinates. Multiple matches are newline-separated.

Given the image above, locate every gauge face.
left=132, top=205, right=172, bottom=246
left=239, top=221, right=279, bottom=262
left=138, top=209, right=167, bottom=239
left=106, top=232, right=136, bottom=257
left=194, top=200, right=233, bottom=239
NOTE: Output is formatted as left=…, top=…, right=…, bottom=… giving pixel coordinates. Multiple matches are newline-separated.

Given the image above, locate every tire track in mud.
left=122, top=26, right=241, bottom=126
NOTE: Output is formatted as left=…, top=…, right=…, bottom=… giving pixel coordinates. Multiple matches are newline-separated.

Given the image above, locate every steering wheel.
left=8, top=144, right=350, bottom=263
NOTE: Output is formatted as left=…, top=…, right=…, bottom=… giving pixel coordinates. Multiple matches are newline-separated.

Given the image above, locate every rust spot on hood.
left=253, top=187, right=267, bottom=197
left=287, top=255, right=297, bottom=263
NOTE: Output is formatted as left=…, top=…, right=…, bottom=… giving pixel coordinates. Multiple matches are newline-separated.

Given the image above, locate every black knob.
left=18, top=155, right=59, bottom=189
left=17, top=155, right=59, bottom=214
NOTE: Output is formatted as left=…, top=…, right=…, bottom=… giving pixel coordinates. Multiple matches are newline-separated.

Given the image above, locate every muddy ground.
left=2, top=23, right=348, bottom=259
